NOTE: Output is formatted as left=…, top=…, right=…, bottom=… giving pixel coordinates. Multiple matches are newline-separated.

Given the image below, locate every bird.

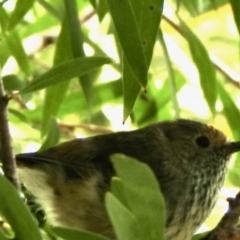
left=15, top=119, right=240, bottom=240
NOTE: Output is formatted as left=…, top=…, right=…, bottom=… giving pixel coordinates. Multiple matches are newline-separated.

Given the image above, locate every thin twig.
left=201, top=192, right=240, bottom=240
left=8, top=93, right=28, bottom=110
left=0, top=66, right=20, bottom=190
left=80, top=9, right=96, bottom=24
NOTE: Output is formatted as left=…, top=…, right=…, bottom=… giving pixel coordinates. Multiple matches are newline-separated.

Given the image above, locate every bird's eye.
left=195, top=136, right=210, bottom=148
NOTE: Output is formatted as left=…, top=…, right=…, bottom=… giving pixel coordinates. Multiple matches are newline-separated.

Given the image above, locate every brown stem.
left=80, top=9, right=96, bottom=24
left=201, top=192, right=240, bottom=240
left=0, top=68, right=20, bottom=190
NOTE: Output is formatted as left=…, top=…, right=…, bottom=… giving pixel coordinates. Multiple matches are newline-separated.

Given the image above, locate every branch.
left=0, top=67, right=20, bottom=190
left=201, top=192, right=240, bottom=240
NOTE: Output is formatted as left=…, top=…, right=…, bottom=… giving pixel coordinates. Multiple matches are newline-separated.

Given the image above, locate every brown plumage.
left=16, top=119, right=240, bottom=240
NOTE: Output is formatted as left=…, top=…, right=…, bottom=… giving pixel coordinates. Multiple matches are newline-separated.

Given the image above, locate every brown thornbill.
left=15, top=119, right=240, bottom=240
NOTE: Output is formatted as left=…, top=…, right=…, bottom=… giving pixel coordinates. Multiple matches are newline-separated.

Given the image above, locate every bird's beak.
left=225, top=141, right=240, bottom=154
left=15, top=153, right=49, bottom=169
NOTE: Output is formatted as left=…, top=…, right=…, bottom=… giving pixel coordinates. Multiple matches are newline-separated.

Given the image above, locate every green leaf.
left=52, top=226, right=110, bottom=240
left=5, top=30, right=30, bottom=75
left=179, top=18, right=217, bottom=114
left=134, top=98, right=158, bottom=125
left=20, top=57, right=112, bottom=94
left=41, top=16, right=72, bottom=137
left=57, top=79, right=122, bottom=121
left=110, top=154, right=166, bottom=240
left=0, top=39, right=10, bottom=66
left=64, top=0, right=85, bottom=59
left=93, top=80, right=122, bottom=108
left=106, top=0, right=147, bottom=86
left=130, top=0, right=164, bottom=66
left=0, top=174, right=42, bottom=240
left=8, top=0, right=35, bottom=30
left=0, top=231, right=7, bottom=240
left=229, top=0, right=240, bottom=35
left=110, top=177, right=128, bottom=207
left=20, top=13, right=59, bottom=38
left=95, top=0, right=108, bottom=21
left=0, top=5, right=9, bottom=32
left=156, top=70, right=186, bottom=108
left=107, top=0, right=163, bottom=87
left=107, top=0, right=163, bottom=120
left=41, top=82, right=69, bottom=137
left=134, top=70, right=185, bottom=125
left=64, top=0, right=92, bottom=106
left=158, top=29, right=180, bottom=118
left=2, top=74, right=24, bottom=91
left=53, top=17, right=73, bottom=65
left=39, top=117, right=60, bottom=151
left=123, top=57, right=141, bottom=122
left=180, top=0, right=227, bottom=16
left=218, top=82, right=240, bottom=140
left=218, top=82, right=240, bottom=186
left=38, top=0, right=63, bottom=20
left=9, top=108, right=30, bottom=124
left=105, top=192, right=141, bottom=240
left=227, top=154, right=240, bottom=187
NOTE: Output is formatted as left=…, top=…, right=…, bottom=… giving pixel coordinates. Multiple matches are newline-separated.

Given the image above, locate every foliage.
left=0, top=156, right=165, bottom=240
left=0, top=0, right=239, bottom=239
left=106, top=155, right=166, bottom=240
left=0, top=174, right=41, bottom=240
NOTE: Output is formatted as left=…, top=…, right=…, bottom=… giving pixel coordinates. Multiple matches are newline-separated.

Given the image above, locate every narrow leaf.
left=107, top=0, right=163, bottom=121
left=0, top=40, right=10, bottom=67
left=218, top=82, right=240, bottom=187
left=8, top=0, right=34, bottom=30
left=105, top=192, right=141, bottom=240
left=156, top=70, right=186, bottom=108
left=21, top=13, right=58, bottom=38
left=38, top=0, right=63, bottom=20
left=41, top=82, right=68, bottom=137
left=229, top=0, right=240, bottom=35
left=106, top=0, right=148, bottom=86
left=0, top=5, right=9, bottom=32
left=20, top=57, right=112, bottom=94
left=41, top=16, right=72, bottom=136
left=39, top=117, right=60, bottom=151
left=130, top=0, right=164, bottom=66
left=218, top=82, right=240, bottom=140
left=96, top=0, right=108, bottom=21
left=9, top=108, right=30, bottom=124
left=179, top=18, right=217, bottom=114
left=0, top=174, right=42, bottom=240
left=111, top=177, right=128, bottom=207
left=0, top=231, right=7, bottom=240
left=5, top=30, right=30, bottom=75
left=123, top=57, right=141, bottom=122
left=158, top=30, right=180, bottom=118
left=111, top=154, right=166, bottom=240
left=64, top=0, right=92, bottom=107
